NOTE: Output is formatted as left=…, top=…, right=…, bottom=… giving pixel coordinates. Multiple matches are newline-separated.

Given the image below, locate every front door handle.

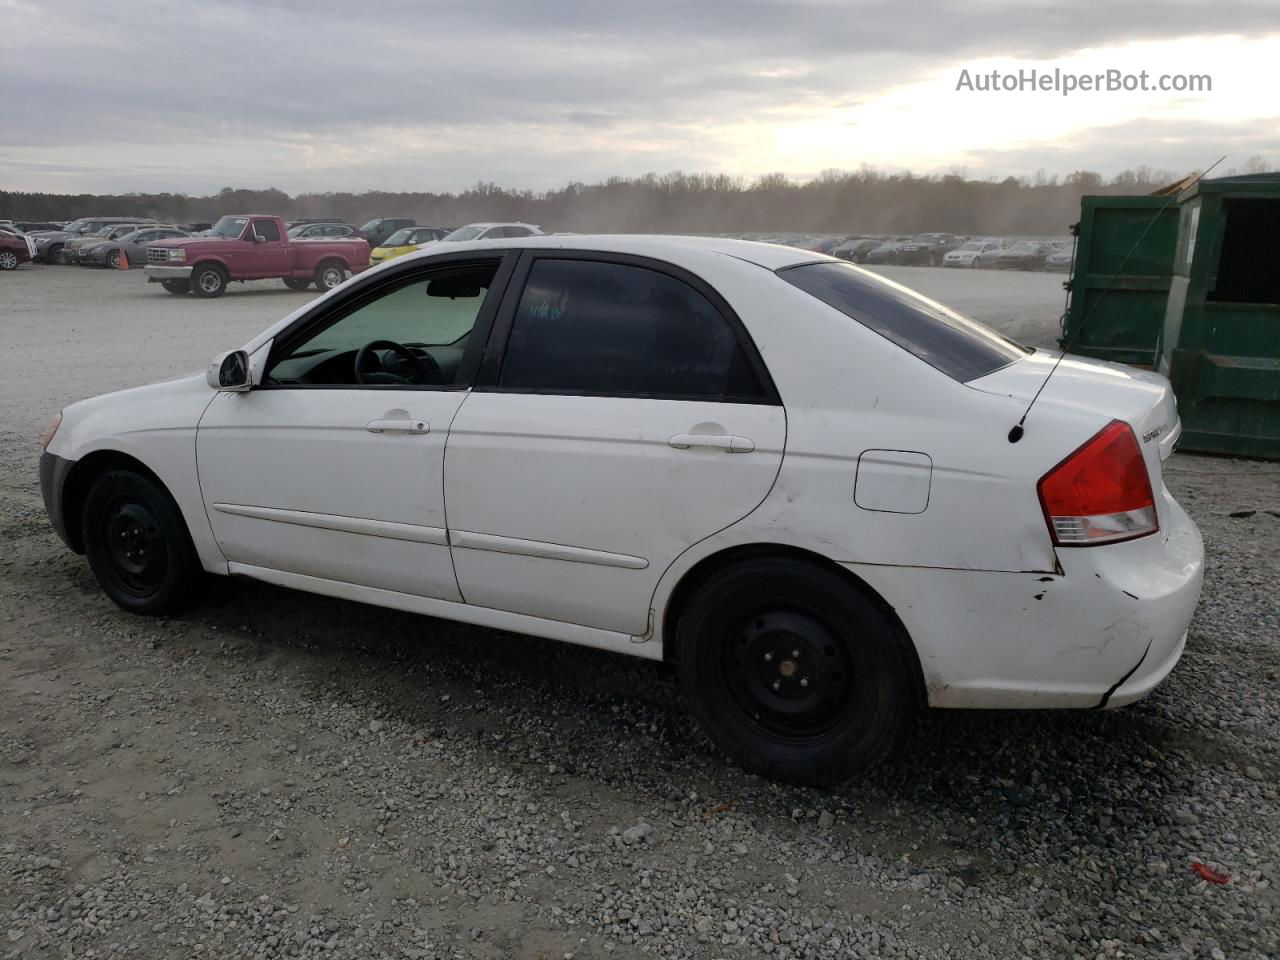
left=366, top=418, right=429, bottom=434
left=668, top=433, right=754, bottom=453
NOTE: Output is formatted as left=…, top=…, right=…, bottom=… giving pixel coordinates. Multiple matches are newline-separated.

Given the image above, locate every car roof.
left=408, top=234, right=822, bottom=270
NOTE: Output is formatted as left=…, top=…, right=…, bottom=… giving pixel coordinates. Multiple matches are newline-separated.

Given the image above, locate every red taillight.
left=1037, top=420, right=1158, bottom=546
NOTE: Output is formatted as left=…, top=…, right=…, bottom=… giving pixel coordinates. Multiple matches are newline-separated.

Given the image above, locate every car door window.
left=252, top=220, right=281, bottom=242
left=497, top=258, right=769, bottom=400
left=267, top=262, right=501, bottom=387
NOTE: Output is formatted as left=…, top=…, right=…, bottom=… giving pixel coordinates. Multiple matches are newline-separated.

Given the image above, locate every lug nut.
left=771, top=680, right=781, bottom=691
left=763, top=652, right=773, bottom=662
left=800, top=677, right=810, bottom=688
left=791, top=648, right=801, bottom=658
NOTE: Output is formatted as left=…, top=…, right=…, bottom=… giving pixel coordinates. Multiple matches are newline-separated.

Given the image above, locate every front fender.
left=47, top=375, right=227, bottom=572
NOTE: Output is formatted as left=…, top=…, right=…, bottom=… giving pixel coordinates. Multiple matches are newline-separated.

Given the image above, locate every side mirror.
left=249, top=231, right=264, bottom=243
left=207, top=350, right=252, bottom=392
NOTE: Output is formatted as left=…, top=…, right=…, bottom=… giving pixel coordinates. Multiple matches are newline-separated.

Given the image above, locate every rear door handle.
left=366, top=418, right=429, bottom=434
left=668, top=433, right=754, bottom=453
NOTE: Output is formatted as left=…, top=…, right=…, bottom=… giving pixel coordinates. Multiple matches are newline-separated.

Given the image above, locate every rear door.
left=444, top=252, right=785, bottom=634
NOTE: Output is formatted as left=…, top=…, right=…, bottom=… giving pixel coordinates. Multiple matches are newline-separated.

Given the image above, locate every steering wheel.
left=354, top=339, right=443, bottom=385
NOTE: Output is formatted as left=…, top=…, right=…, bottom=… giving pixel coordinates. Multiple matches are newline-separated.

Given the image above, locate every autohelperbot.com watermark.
left=955, top=67, right=1212, bottom=96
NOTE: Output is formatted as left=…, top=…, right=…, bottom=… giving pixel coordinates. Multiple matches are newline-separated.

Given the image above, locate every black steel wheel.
left=676, top=556, right=916, bottom=786
left=81, top=469, right=201, bottom=614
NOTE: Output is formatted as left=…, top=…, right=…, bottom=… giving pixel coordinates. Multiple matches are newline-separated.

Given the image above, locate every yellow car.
left=369, top=226, right=449, bottom=264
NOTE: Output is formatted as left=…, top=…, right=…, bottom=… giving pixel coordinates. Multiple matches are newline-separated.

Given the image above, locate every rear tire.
left=191, top=263, right=227, bottom=298
left=283, top=277, right=313, bottom=290
left=0, top=250, right=19, bottom=271
left=314, top=261, right=345, bottom=291
left=675, top=557, right=915, bottom=786
left=81, top=469, right=202, bottom=615
left=161, top=279, right=191, bottom=295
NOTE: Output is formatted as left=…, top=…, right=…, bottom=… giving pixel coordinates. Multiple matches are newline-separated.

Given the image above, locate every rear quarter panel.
left=291, top=237, right=371, bottom=273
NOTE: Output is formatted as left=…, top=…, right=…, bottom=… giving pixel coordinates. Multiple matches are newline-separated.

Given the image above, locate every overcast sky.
left=1, top=0, right=1277, bottom=196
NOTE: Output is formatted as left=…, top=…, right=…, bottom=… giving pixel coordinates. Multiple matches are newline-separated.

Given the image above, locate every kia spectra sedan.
left=39, top=235, right=1204, bottom=785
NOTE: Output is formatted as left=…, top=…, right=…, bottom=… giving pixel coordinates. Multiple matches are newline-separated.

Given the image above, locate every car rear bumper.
left=144, top=265, right=193, bottom=281
left=846, top=487, right=1204, bottom=709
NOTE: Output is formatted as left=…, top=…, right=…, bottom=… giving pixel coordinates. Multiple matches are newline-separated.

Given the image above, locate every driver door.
left=195, top=254, right=513, bottom=600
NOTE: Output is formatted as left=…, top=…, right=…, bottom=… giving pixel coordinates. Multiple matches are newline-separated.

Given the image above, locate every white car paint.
left=45, top=234, right=1204, bottom=711
left=944, top=239, right=1004, bottom=267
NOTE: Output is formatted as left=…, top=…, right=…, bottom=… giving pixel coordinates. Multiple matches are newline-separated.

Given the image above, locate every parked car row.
left=134, top=215, right=546, bottom=297
left=734, top=231, right=1074, bottom=271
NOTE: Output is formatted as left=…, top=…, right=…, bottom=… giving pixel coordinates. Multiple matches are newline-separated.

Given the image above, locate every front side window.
left=498, top=258, right=768, bottom=400
left=780, top=260, right=1028, bottom=382
left=252, top=220, right=281, bottom=242
left=267, top=262, right=500, bottom=387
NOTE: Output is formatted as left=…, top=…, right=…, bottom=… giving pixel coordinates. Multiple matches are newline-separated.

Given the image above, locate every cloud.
left=0, top=0, right=1276, bottom=193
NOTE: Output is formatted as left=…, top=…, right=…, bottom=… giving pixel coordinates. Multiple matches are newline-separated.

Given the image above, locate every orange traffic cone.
left=118, top=248, right=129, bottom=270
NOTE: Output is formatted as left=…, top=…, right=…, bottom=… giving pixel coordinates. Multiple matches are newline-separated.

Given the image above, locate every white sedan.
left=39, top=235, right=1203, bottom=785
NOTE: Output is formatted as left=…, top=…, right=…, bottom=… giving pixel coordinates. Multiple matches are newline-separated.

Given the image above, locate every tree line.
left=0, top=164, right=1240, bottom=237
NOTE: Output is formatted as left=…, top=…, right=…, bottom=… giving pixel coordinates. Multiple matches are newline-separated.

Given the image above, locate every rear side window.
left=499, top=258, right=770, bottom=401
left=779, top=261, right=1028, bottom=381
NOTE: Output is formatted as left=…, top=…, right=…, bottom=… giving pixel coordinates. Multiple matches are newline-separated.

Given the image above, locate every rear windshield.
left=779, top=260, right=1029, bottom=382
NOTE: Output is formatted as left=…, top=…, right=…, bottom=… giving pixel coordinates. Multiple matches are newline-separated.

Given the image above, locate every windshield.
left=384, top=228, right=415, bottom=245
left=359, top=219, right=383, bottom=231
left=957, top=241, right=984, bottom=251
left=211, top=216, right=249, bottom=238
left=443, top=226, right=485, bottom=242
left=91, top=226, right=115, bottom=238
left=779, top=260, right=1029, bottom=382
left=1009, top=242, right=1038, bottom=254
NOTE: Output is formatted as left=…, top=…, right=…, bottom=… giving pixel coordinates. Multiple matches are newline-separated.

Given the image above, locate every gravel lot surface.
left=2, top=263, right=1276, bottom=959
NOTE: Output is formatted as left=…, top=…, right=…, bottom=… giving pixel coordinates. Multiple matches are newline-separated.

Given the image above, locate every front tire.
left=191, top=264, right=227, bottom=298
left=675, top=557, right=915, bottom=786
left=48, top=244, right=66, bottom=264
left=161, top=279, right=191, bottom=295
left=106, top=249, right=121, bottom=269
left=81, top=469, right=202, bottom=615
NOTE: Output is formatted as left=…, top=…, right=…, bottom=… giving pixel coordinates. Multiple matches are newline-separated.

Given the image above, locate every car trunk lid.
left=968, top=348, right=1181, bottom=517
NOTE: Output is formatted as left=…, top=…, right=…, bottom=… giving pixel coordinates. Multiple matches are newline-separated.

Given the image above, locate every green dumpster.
left=1156, top=173, right=1280, bottom=459
left=1059, top=195, right=1179, bottom=366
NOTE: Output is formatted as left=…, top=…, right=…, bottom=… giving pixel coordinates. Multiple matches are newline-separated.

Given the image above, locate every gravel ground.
left=1, top=262, right=1276, bottom=959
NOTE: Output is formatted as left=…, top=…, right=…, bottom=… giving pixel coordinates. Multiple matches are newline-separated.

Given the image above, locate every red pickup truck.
left=143, top=214, right=370, bottom=298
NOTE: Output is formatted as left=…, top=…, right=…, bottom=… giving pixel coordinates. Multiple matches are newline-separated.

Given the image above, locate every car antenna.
left=1006, top=156, right=1225, bottom=443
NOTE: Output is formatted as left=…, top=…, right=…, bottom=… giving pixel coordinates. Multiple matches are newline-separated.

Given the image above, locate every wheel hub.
left=725, top=609, right=854, bottom=737
left=104, top=501, right=165, bottom=593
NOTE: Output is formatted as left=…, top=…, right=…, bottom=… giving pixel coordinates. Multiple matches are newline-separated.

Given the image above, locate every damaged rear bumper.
left=843, top=487, right=1204, bottom=710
